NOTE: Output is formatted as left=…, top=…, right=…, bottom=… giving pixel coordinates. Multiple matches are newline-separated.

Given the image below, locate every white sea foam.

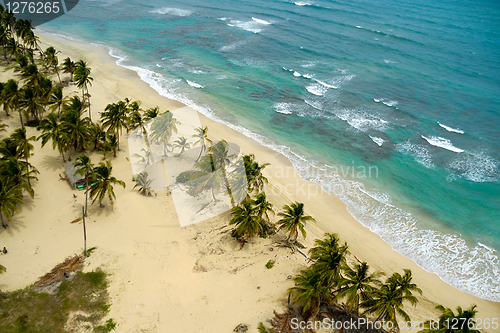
left=293, top=71, right=301, bottom=77
left=383, top=100, right=398, bottom=107
left=313, top=78, right=338, bottom=89
left=228, top=17, right=272, bottom=33
left=273, top=102, right=294, bottom=114
left=86, top=37, right=500, bottom=303
left=186, top=80, right=204, bottom=88
left=149, top=7, right=192, bottom=16
left=336, top=109, right=389, bottom=132
left=369, top=136, right=385, bottom=146
left=421, top=135, right=465, bottom=153
left=295, top=1, right=312, bottom=6
left=397, top=141, right=435, bottom=169
left=252, top=17, right=271, bottom=25
left=438, top=122, right=464, bottom=134
left=306, top=83, right=328, bottom=96
left=356, top=25, right=362, bottom=28
left=449, top=152, right=499, bottom=183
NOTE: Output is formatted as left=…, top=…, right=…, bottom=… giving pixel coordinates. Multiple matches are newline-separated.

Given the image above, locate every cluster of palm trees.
left=0, top=127, right=37, bottom=229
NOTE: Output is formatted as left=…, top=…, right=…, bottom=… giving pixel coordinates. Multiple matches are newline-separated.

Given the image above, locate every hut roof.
left=64, top=162, right=84, bottom=187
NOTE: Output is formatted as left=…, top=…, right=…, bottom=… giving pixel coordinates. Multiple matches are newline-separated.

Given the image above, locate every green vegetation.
left=0, top=269, right=115, bottom=333
left=265, top=260, right=275, bottom=269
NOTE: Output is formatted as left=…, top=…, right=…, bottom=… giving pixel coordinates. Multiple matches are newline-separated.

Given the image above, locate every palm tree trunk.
left=1, top=213, right=7, bottom=229
left=142, top=125, right=155, bottom=163
left=85, top=172, right=89, bottom=216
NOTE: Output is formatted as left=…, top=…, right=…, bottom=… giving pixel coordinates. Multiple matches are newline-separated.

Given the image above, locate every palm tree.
left=288, top=268, right=330, bottom=318
left=242, top=154, right=269, bottom=193
left=10, top=127, right=36, bottom=183
left=48, top=86, right=66, bottom=117
left=0, top=179, right=23, bottom=228
left=309, top=233, right=349, bottom=289
left=3, top=79, right=23, bottom=128
left=43, top=46, right=61, bottom=84
left=420, top=304, right=480, bottom=333
left=73, top=154, right=94, bottom=217
left=74, top=60, right=93, bottom=119
left=60, top=97, right=91, bottom=156
left=0, top=156, right=38, bottom=198
left=88, top=121, right=106, bottom=151
left=37, top=112, right=68, bottom=161
left=133, top=172, right=153, bottom=196
left=252, top=192, right=274, bottom=226
left=143, top=106, right=160, bottom=121
left=149, top=111, right=179, bottom=157
left=101, top=100, right=129, bottom=151
left=228, top=169, right=249, bottom=204
left=229, top=199, right=263, bottom=243
left=276, top=202, right=315, bottom=242
left=133, top=148, right=152, bottom=166
left=192, top=126, right=211, bottom=162
left=173, top=136, right=191, bottom=156
left=335, top=262, right=385, bottom=317
left=361, top=271, right=421, bottom=328
left=101, top=134, right=118, bottom=158
left=89, top=161, right=125, bottom=206
left=61, top=57, right=76, bottom=81
left=128, top=106, right=155, bottom=164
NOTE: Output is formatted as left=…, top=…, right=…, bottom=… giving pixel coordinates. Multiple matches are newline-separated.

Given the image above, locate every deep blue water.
left=41, top=0, right=500, bottom=301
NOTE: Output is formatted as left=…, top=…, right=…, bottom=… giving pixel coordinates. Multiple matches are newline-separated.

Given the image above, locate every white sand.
left=0, top=32, right=498, bottom=332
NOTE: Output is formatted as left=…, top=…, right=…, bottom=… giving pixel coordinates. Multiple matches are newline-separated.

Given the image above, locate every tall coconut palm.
left=133, top=172, right=153, bottom=196
left=335, top=262, right=385, bottom=317
left=88, top=121, right=106, bottom=151
left=149, top=111, right=179, bottom=157
left=61, top=97, right=90, bottom=156
left=361, top=271, right=421, bottom=328
left=61, top=57, right=76, bottom=81
left=73, top=154, right=94, bottom=217
left=276, top=202, right=315, bottom=242
left=0, top=156, right=38, bottom=198
left=173, top=136, right=191, bottom=156
left=48, top=86, right=66, bottom=117
left=10, top=127, right=36, bottom=183
left=288, top=268, right=330, bottom=318
left=74, top=60, right=93, bottom=119
left=0, top=179, right=23, bottom=228
left=3, top=79, right=23, bottom=128
left=229, top=199, right=263, bottom=243
left=37, top=112, right=68, bottom=161
left=101, top=100, right=129, bottom=151
left=252, top=192, right=274, bottom=225
left=43, top=46, right=61, bottom=84
left=242, top=154, right=269, bottom=193
left=89, top=161, right=125, bottom=206
left=309, top=233, right=349, bottom=289
left=420, top=304, right=480, bottom=333
left=143, top=105, right=160, bottom=121
left=192, top=126, right=211, bottom=162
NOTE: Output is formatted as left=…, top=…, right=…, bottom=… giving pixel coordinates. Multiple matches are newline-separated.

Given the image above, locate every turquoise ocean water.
left=40, top=0, right=500, bottom=301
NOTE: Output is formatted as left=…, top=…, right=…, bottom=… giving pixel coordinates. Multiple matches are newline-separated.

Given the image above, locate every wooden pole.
left=82, top=206, right=87, bottom=257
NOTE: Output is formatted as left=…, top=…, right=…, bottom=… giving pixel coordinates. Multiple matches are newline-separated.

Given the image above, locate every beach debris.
left=233, top=323, right=248, bottom=333
left=265, top=259, right=275, bottom=269
left=33, top=255, right=84, bottom=292
left=1, top=247, right=6, bottom=254
left=70, top=217, right=83, bottom=224
left=59, top=173, right=66, bottom=180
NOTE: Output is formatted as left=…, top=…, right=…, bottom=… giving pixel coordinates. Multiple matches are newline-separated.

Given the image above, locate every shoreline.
left=1, top=31, right=498, bottom=331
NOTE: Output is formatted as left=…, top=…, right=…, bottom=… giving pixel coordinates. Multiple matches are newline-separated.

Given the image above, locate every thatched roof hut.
left=64, top=162, right=85, bottom=189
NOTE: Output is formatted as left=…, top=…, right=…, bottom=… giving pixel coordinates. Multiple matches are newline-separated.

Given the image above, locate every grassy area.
left=0, top=269, right=116, bottom=333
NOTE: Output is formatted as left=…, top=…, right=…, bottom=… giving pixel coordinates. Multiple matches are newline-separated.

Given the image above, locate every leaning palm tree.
left=133, top=172, right=153, bottom=196
left=288, top=268, right=330, bottom=318
left=0, top=178, right=23, bottom=229
left=60, top=57, right=76, bottom=82
left=309, top=233, right=349, bottom=289
left=10, top=127, right=36, bottom=184
left=361, top=271, right=420, bottom=328
left=229, top=199, right=263, bottom=244
left=149, top=111, right=179, bottom=157
left=73, top=154, right=94, bottom=217
left=0, top=156, right=39, bottom=198
left=252, top=192, right=274, bottom=225
left=48, top=86, right=66, bottom=117
left=192, top=126, right=211, bottom=162
left=101, top=100, right=129, bottom=151
left=43, top=46, right=61, bottom=84
left=3, top=79, right=23, bottom=128
left=335, top=262, right=385, bottom=317
left=420, top=304, right=480, bottom=333
left=242, top=154, right=269, bottom=193
left=276, top=202, right=315, bottom=242
left=37, top=112, right=68, bottom=161
left=74, top=60, right=93, bottom=119
left=173, top=136, right=191, bottom=156
left=89, top=161, right=126, bottom=206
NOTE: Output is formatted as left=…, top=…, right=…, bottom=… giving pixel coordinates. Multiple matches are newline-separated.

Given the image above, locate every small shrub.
left=265, top=260, right=275, bottom=269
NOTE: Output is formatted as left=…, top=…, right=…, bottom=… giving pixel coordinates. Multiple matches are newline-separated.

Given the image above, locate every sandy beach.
left=0, top=32, right=498, bottom=332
